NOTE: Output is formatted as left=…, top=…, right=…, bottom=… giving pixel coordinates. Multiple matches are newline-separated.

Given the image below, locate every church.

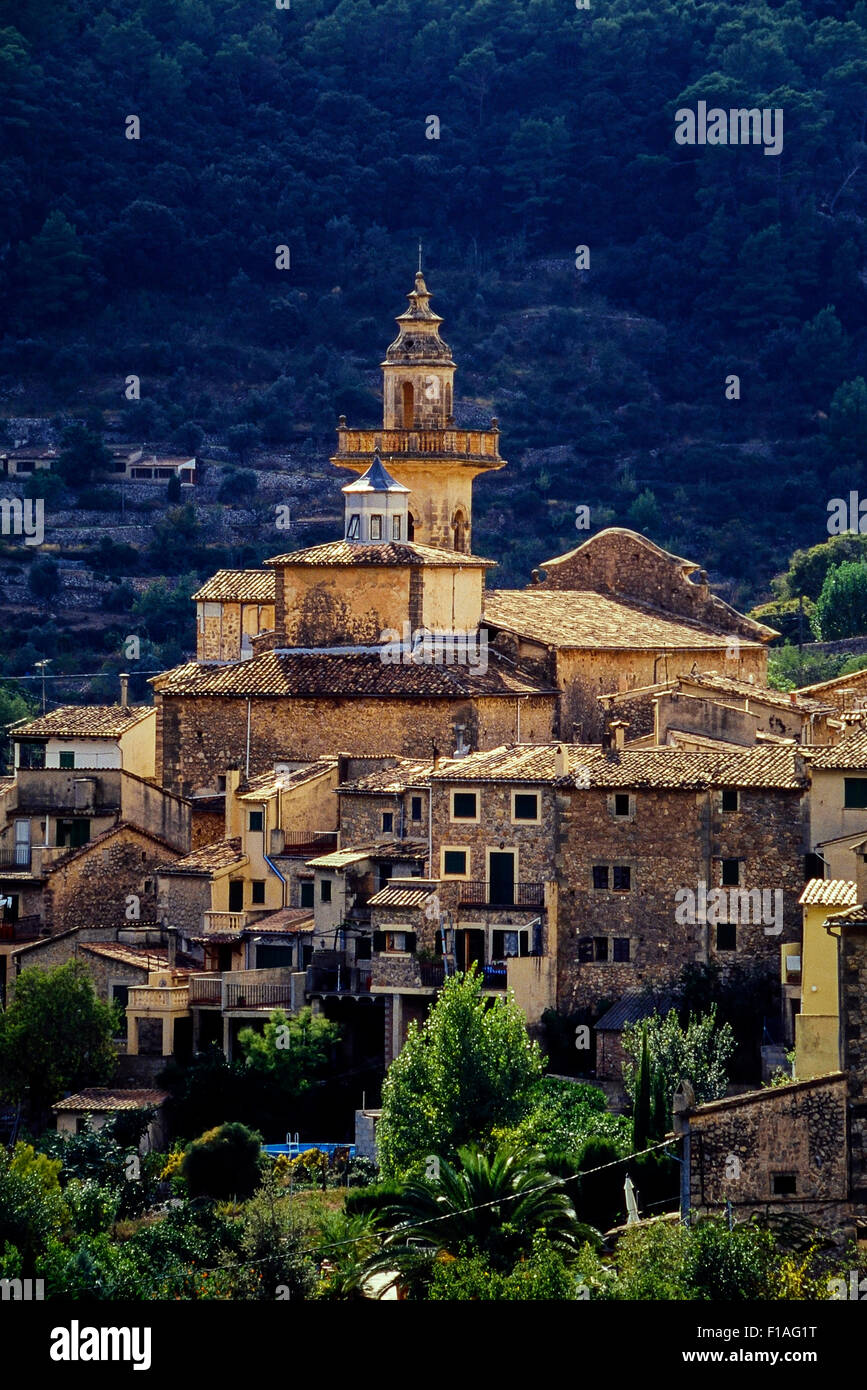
left=153, top=270, right=775, bottom=796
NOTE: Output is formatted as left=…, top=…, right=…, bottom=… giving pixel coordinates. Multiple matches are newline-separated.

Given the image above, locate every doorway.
left=488, top=851, right=515, bottom=906
left=402, top=382, right=414, bottom=427
left=456, top=928, right=485, bottom=973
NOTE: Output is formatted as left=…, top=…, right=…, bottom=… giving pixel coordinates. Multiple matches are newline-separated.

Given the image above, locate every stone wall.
left=339, top=787, right=430, bottom=846
left=686, top=1074, right=849, bottom=1225
left=157, top=870, right=211, bottom=937
left=43, top=827, right=179, bottom=935
left=156, top=692, right=555, bottom=795
left=839, top=923, right=867, bottom=1205
left=556, top=784, right=806, bottom=1015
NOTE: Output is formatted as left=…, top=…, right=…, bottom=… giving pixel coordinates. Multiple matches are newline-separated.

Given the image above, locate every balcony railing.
left=419, top=960, right=445, bottom=988
left=0, top=848, right=31, bottom=871
left=0, top=914, right=42, bottom=941
left=188, top=974, right=222, bottom=1005
left=225, top=982, right=294, bottom=1010
left=482, top=964, right=508, bottom=990
left=203, top=911, right=247, bottom=934
left=333, top=426, right=502, bottom=464
left=458, top=881, right=545, bottom=908
left=306, top=952, right=372, bottom=995
left=127, top=985, right=189, bottom=1011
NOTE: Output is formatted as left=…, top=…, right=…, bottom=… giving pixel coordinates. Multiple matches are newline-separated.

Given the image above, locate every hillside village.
left=6, top=270, right=867, bottom=1262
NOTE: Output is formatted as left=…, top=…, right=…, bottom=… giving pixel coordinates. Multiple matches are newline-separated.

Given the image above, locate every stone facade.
left=686, top=1074, right=849, bottom=1226
left=838, top=919, right=867, bottom=1205
left=43, top=825, right=180, bottom=935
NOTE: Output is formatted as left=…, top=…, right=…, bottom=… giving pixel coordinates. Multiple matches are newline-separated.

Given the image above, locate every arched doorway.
left=402, top=381, right=414, bottom=427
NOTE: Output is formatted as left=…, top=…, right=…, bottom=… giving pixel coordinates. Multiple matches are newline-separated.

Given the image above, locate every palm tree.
left=360, top=1145, right=599, bottom=1295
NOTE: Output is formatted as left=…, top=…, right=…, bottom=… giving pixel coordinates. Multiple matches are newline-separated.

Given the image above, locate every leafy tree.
left=377, top=967, right=544, bottom=1178
left=14, top=210, right=93, bottom=323
left=0, top=961, right=118, bottom=1128
left=814, top=560, right=867, bottom=640
left=622, top=1007, right=734, bottom=1112
left=131, top=574, right=198, bottom=643
left=427, top=1232, right=580, bottom=1300
left=237, top=1008, right=339, bottom=1102
left=829, top=378, right=867, bottom=461
left=0, top=1144, right=68, bottom=1275
left=181, top=1121, right=263, bottom=1201
left=361, top=1145, right=597, bottom=1294
left=628, top=489, right=661, bottom=535
left=632, top=1027, right=653, bottom=1151
left=0, top=681, right=36, bottom=771
left=28, top=556, right=60, bottom=600
left=227, top=423, right=260, bottom=464
left=217, top=466, right=258, bottom=504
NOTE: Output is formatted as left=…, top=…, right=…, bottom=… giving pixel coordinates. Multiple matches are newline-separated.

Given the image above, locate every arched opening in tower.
left=407, top=512, right=417, bottom=542
left=452, top=509, right=468, bottom=553
left=401, top=381, right=414, bottom=428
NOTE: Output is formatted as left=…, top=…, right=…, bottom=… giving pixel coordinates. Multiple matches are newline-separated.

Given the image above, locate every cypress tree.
left=633, top=1026, right=652, bottom=1151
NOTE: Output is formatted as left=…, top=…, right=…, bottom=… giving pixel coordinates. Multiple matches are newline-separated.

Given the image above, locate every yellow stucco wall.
left=280, top=566, right=411, bottom=645
left=796, top=900, right=847, bottom=1080
left=119, top=711, right=156, bottom=779
left=420, top=566, right=484, bottom=631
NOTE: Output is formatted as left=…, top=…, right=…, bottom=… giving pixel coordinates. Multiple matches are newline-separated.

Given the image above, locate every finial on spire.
left=418, top=240, right=423, bottom=274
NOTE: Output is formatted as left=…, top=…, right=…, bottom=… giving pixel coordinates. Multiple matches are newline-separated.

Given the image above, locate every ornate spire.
left=384, top=271, right=455, bottom=366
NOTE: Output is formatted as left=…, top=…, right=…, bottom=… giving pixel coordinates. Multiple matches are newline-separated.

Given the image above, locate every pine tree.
left=15, top=210, right=92, bottom=323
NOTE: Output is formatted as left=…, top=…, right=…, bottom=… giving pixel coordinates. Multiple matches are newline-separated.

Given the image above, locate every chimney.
left=225, top=765, right=242, bottom=837
left=611, top=719, right=628, bottom=751
left=119, top=672, right=129, bottom=708
left=431, top=741, right=441, bottom=771
left=554, top=744, right=568, bottom=777
left=789, top=691, right=797, bottom=705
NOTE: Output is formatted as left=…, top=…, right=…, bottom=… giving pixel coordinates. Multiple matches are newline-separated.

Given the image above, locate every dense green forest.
left=2, top=0, right=867, bottom=609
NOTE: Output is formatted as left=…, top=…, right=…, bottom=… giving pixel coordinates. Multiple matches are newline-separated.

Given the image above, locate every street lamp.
left=34, top=659, right=51, bottom=714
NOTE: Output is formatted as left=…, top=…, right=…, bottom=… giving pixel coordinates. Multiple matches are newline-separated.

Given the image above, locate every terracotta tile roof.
left=158, top=837, right=246, bottom=876
left=192, top=569, right=276, bottom=603
left=265, top=540, right=495, bottom=568
left=13, top=705, right=152, bottom=739
left=483, top=590, right=764, bottom=652
left=429, top=742, right=807, bottom=790
left=338, top=759, right=441, bottom=793
left=797, top=668, right=867, bottom=697
left=675, top=671, right=833, bottom=713
left=152, top=650, right=553, bottom=699
left=236, top=759, right=337, bottom=800
left=820, top=902, right=867, bottom=928
left=244, top=908, right=315, bottom=934
left=798, top=879, right=858, bottom=907
left=308, top=838, right=428, bottom=869
left=368, top=882, right=438, bottom=908
left=79, top=943, right=174, bottom=972
left=809, top=732, right=867, bottom=770
left=53, top=1088, right=169, bottom=1112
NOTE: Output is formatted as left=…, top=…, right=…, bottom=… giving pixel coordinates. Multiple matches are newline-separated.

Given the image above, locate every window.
left=721, top=788, right=739, bottom=812
left=392, top=515, right=401, bottom=540
left=594, top=937, right=608, bottom=962
left=251, top=880, right=266, bottom=904
left=369, top=514, right=383, bottom=540
left=373, top=930, right=417, bottom=954
left=410, top=796, right=422, bottom=821
left=721, top=859, right=740, bottom=886
left=592, top=865, right=609, bottom=890
left=772, top=1173, right=797, bottom=1196
left=57, top=819, right=90, bottom=848
left=492, top=929, right=526, bottom=958
left=578, top=937, right=594, bottom=963
left=845, top=778, right=867, bottom=808
left=804, top=852, right=824, bottom=880
left=451, top=791, right=478, bottom=821
left=382, top=811, right=394, bottom=833
left=320, top=878, right=332, bottom=903
left=612, top=865, right=631, bottom=892
left=442, top=848, right=468, bottom=876
left=216, top=775, right=227, bottom=792
left=613, top=793, right=630, bottom=817
left=355, top=937, right=372, bottom=961
left=111, top=984, right=129, bottom=1010
left=228, top=880, right=244, bottom=912
left=17, top=741, right=45, bottom=769
left=346, top=513, right=360, bottom=540
left=716, top=922, right=737, bottom=951
left=58, top=751, right=75, bottom=770
left=513, top=792, right=539, bottom=822
left=613, top=938, right=631, bottom=962
left=249, top=810, right=264, bottom=832
left=299, top=881, right=314, bottom=908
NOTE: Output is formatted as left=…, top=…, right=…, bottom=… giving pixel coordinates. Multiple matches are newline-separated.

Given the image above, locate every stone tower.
left=331, top=269, right=506, bottom=553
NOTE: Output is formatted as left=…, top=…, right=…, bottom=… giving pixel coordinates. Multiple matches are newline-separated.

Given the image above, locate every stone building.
left=192, top=569, right=276, bottom=663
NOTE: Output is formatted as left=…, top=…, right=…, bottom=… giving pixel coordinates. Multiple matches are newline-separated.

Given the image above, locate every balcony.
left=458, top=881, right=545, bottom=908
left=127, top=984, right=189, bottom=1011
left=333, top=425, right=502, bottom=466
left=277, top=829, right=338, bottom=857
left=482, top=964, right=508, bottom=990
left=0, top=915, right=43, bottom=942
left=306, top=951, right=372, bottom=996
left=203, top=911, right=247, bottom=935
left=0, top=848, right=31, bottom=871
left=188, top=974, right=222, bottom=1005
left=225, top=980, right=294, bottom=1009
left=188, top=968, right=299, bottom=1011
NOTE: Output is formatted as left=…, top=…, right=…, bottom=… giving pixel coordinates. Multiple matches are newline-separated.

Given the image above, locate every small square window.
left=251, top=880, right=266, bottom=904
left=216, top=775, right=227, bottom=792
left=369, top=514, right=383, bottom=540
left=320, top=879, right=332, bottom=903
left=613, top=937, right=631, bottom=962
left=612, top=865, right=631, bottom=892
left=452, top=792, right=477, bottom=820
left=392, top=515, right=401, bottom=540
left=721, top=859, right=739, bottom=886
left=845, top=778, right=867, bottom=809
left=716, top=921, right=737, bottom=951
left=382, top=811, right=394, bottom=833
left=772, top=1173, right=797, bottom=1196
left=299, top=881, right=314, bottom=908
left=513, top=793, right=539, bottom=821
left=592, top=865, right=609, bottom=890
left=410, top=796, right=422, bottom=821
left=578, top=937, right=594, bottom=963
left=594, top=936, right=608, bottom=962
left=443, top=849, right=467, bottom=876
left=249, top=811, right=264, bottom=832
left=721, top=788, right=739, bottom=813
left=58, top=751, right=75, bottom=770
left=613, top=793, right=630, bottom=817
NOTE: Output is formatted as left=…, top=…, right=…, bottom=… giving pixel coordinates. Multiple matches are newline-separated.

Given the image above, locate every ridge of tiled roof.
left=483, top=589, right=765, bottom=652
left=337, top=758, right=443, bottom=793
left=236, top=759, right=337, bottom=799
left=151, top=649, right=554, bottom=699
left=13, top=705, right=153, bottom=738
left=265, top=540, right=495, bottom=568
left=191, top=569, right=276, bottom=603
left=428, top=742, right=808, bottom=789
left=798, top=879, right=858, bottom=907
left=809, top=731, right=867, bottom=770
left=53, top=1089, right=169, bottom=1112
left=157, top=837, right=246, bottom=875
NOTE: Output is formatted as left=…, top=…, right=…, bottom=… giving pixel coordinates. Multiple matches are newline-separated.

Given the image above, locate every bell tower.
left=331, top=266, right=506, bottom=553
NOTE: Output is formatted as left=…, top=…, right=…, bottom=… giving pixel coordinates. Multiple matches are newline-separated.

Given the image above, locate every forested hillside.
left=2, top=0, right=867, bottom=611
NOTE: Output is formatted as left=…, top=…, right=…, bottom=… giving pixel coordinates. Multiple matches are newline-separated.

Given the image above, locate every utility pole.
left=34, top=659, right=51, bottom=713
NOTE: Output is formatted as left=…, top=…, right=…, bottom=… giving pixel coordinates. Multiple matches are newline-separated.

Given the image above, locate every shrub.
left=181, top=1122, right=263, bottom=1201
